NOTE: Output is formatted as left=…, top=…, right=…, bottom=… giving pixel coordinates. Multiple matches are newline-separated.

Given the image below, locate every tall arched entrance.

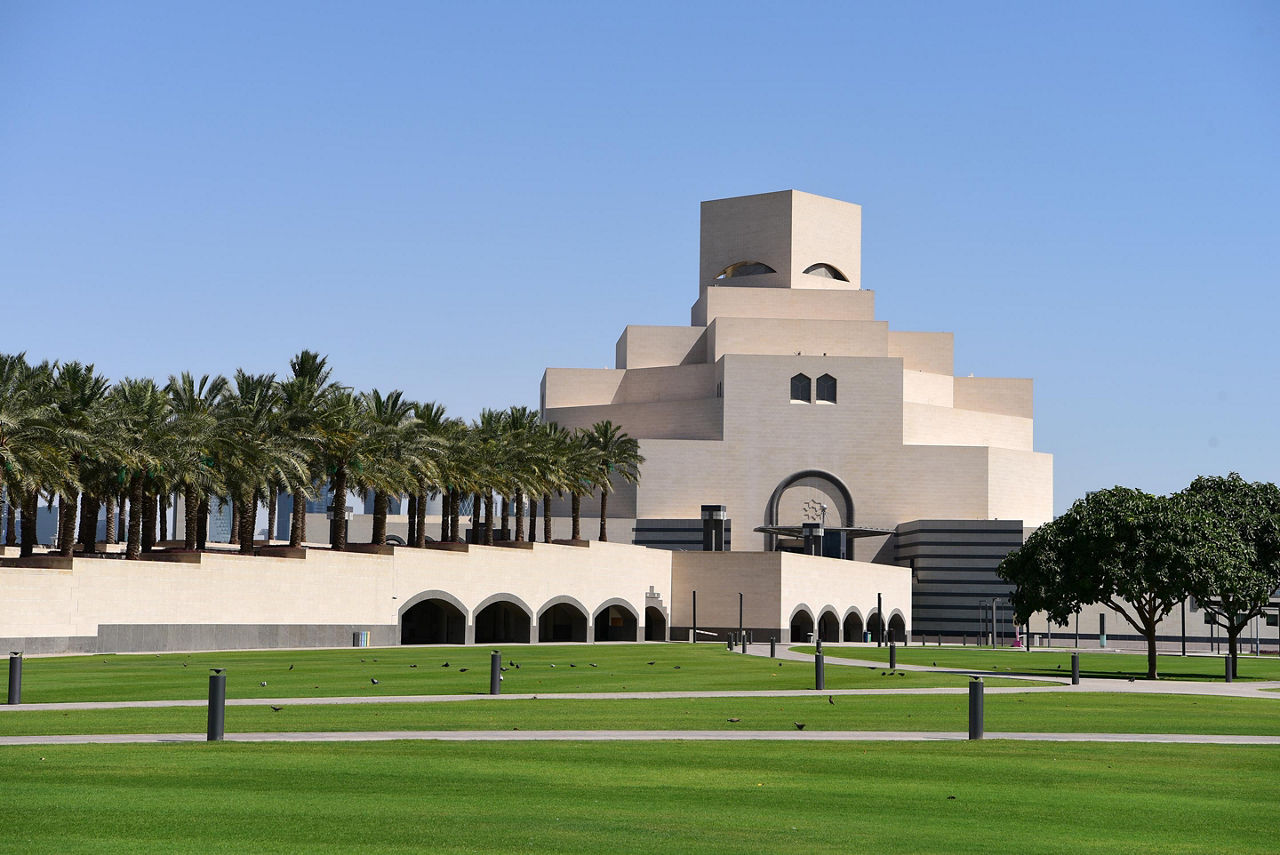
left=843, top=611, right=864, bottom=642
left=538, top=602, right=588, bottom=642
left=400, top=597, right=466, bottom=645
left=474, top=599, right=531, bottom=644
left=867, top=612, right=884, bottom=644
left=817, top=610, right=840, bottom=643
left=594, top=603, right=638, bottom=642
left=888, top=613, right=906, bottom=644
left=790, top=609, right=814, bottom=643
left=644, top=606, right=667, bottom=641
left=765, top=470, right=855, bottom=557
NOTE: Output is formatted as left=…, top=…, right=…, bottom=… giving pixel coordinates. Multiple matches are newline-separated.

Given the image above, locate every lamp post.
left=877, top=592, right=883, bottom=647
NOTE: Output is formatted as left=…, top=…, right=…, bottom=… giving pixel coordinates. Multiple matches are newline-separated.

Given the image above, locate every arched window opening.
left=790, top=609, right=814, bottom=643
left=816, top=374, right=836, bottom=404
left=843, top=612, right=864, bottom=643
left=790, top=373, right=811, bottom=403
left=474, top=600, right=531, bottom=644
left=888, top=613, right=907, bottom=644
left=802, top=263, right=848, bottom=281
left=400, top=598, right=466, bottom=645
left=715, top=261, right=777, bottom=279
left=594, top=604, right=638, bottom=642
left=817, top=611, right=840, bottom=643
left=538, top=602, right=588, bottom=642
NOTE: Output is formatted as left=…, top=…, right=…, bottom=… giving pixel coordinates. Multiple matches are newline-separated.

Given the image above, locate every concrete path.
left=4, top=729, right=1279, bottom=746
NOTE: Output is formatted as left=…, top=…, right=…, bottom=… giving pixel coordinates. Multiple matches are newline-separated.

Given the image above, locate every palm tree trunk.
left=196, top=498, right=209, bottom=550
left=406, top=494, right=417, bottom=545
left=570, top=493, right=581, bottom=541
left=415, top=488, right=427, bottom=547
left=158, top=494, right=168, bottom=543
left=184, top=486, right=200, bottom=550
left=141, top=491, right=156, bottom=553
left=20, top=490, right=38, bottom=557
left=599, top=490, right=609, bottom=541
left=483, top=494, right=494, bottom=545
left=542, top=494, right=552, bottom=543
left=266, top=490, right=277, bottom=545
left=372, top=490, right=388, bottom=545
left=126, top=477, right=143, bottom=560
left=82, top=494, right=101, bottom=554
left=5, top=498, right=16, bottom=546
left=290, top=490, right=306, bottom=547
left=238, top=491, right=256, bottom=555
left=332, top=467, right=348, bottom=551
left=229, top=499, right=240, bottom=545
left=117, top=492, right=127, bottom=544
left=103, top=494, right=115, bottom=545
left=472, top=492, right=483, bottom=544
left=500, top=497, right=509, bottom=541
left=514, top=488, right=525, bottom=542
left=58, top=492, right=79, bottom=556
left=449, top=489, right=460, bottom=543
left=527, top=493, right=536, bottom=543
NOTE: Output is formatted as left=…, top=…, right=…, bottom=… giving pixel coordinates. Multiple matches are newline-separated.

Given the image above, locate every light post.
left=877, top=592, right=883, bottom=647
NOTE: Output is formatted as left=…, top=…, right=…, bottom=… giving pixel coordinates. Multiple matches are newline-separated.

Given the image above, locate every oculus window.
left=790, top=373, right=811, bottom=402
left=816, top=374, right=837, bottom=403
left=716, top=261, right=777, bottom=279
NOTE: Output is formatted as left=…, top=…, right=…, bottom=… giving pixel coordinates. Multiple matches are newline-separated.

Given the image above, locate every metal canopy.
left=752, top=524, right=894, bottom=539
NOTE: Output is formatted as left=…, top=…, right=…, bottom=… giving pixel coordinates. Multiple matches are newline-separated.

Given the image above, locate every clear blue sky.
left=1, top=1, right=1276, bottom=515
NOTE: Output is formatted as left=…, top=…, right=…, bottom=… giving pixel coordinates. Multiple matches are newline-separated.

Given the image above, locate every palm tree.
left=358, top=389, right=418, bottom=545
left=278, top=351, right=333, bottom=547
left=583, top=420, right=644, bottom=542
left=166, top=372, right=228, bottom=550
left=501, top=406, right=541, bottom=542
left=48, top=362, right=108, bottom=556
left=408, top=401, right=449, bottom=547
left=0, top=355, right=66, bottom=557
left=110, top=378, right=173, bottom=560
left=314, top=388, right=380, bottom=552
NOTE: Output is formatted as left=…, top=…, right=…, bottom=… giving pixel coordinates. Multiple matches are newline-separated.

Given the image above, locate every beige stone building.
left=542, top=190, right=1054, bottom=639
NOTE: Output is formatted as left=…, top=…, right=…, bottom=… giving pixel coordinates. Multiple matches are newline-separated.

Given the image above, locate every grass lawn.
left=6, top=644, right=1044, bottom=704
left=1, top=740, right=1276, bottom=854
left=3, top=692, right=1278, bottom=737
left=807, top=645, right=1280, bottom=681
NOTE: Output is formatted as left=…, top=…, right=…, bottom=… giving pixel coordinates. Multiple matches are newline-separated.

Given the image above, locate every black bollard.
left=889, top=642, right=897, bottom=670
left=770, top=636, right=776, bottom=658
left=740, top=633, right=747, bottom=654
left=490, top=650, right=501, bottom=695
left=815, top=651, right=825, bottom=691
left=968, top=678, right=984, bottom=739
left=207, top=669, right=226, bottom=741
left=7, top=652, right=21, bottom=705
left=815, top=637, right=823, bottom=655
left=726, top=635, right=733, bottom=651
left=1225, top=656, right=1232, bottom=683
left=1071, top=652, right=1080, bottom=685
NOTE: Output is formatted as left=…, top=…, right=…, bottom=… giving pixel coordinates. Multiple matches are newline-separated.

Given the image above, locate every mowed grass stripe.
left=2, top=741, right=1277, bottom=854
left=3, top=692, right=1278, bottom=737
left=5, top=644, right=1045, bottom=703
left=808, top=645, right=1280, bottom=681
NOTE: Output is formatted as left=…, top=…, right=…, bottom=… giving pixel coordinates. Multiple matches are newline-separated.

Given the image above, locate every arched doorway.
left=817, top=610, right=840, bottom=643
left=538, top=602, right=588, bottom=642
left=400, top=597, right=466, bottom=645
left=765, top=470, right=855, bottom=555
left=888, top=613, right=906, bottom=644
left=843, top=611, right=864, bottom=642
left=474, top=599, right=531, bottom=644
left=594, top=603, right=638, bottom=642
left=790, top=609, right=814, bottom=643
left=644, top=606, right=667, bottom=641
left=867, top=612, right=884, bottom=645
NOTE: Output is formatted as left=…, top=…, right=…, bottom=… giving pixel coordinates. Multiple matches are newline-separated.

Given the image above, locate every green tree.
left=166, top=373, right=228, bottom=550
left=277, top=351, right=333, bottom=547
left=0, top=355, right=66, bottom=557
left=1180, top=473, right=1280, bottom=676
left=582, top=420, right=644, bottom=542
left=999, top=486, right=1230, bottom=679
left=110, top=378, right=174, bottom=560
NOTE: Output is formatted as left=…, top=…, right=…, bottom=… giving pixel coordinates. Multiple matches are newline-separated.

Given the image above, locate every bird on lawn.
left=514, top=663, right=520, bottom=669
left=932, top=662, right=937, bottom=667
left=409, top=664, right=417, bottom=668
left=673, top=665, right=681, bottom=669
left=288, top=664, right=294, bottom=671
left=647, top=661, right=655, bottom=665
left=727, top=718, right=741, bottom=723
left=270, top=705, right=283, bottom=712
left=500, top=667, right=508, bottom=672
left=259, top=681, right=267, bottom=687
left=569, top=663, right=576, bottom=668
left=371, top=678, right=379, bottom=685
left=549, top=664, right=556, bottom=668
left=794, top=722, right=806, bottom=730
left=441, top=662, right=450, bottom=668
left=1128, top=676, right=1136, bottom=683
left=459, top=668, right=469, bottom=673
left=589, top=663, right=598, bottom=668
left=828, top=695, right=835, bottom=705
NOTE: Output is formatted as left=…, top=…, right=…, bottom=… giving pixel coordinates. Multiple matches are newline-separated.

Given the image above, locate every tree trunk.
left=266, top=489, right=277, bottom=545
left=472, top=492, right=483, bottom=544
left=372, top=490, right=388, bottom=545
left=229, top=499, right=240, bottom=545
left=527, top=492, right=535, bottom=543
left=20, top=490, right=38, bottom=557
left=1142, top=617, right=1159, bottom=680
left=415, top=488, right=427, bottom=547
left=599, top=490, right=609, bottom=542
left=440, top=490, right=451, bottom=542
left=407, top=494, right=417, bottom=545
left=543, top=494, right=552, bottom=543
left=290, top=490, right=306, bottom=547
left=514, top=489, right=525, bottom=542
left=158, top=493, right=168, bottom=543
left=126, top=477, right=143, bottom=560
left=483, top=494, right=494, bottom=545
left=81, top=494, right=101, bottom=554
left=1227, top=623, right=1242, bottom=679
left=571, top=493, right=581, bottom=541
left=184, top=486, right=200, bottom=550
left=449, top=489, right=460, bottom=543
left=500, top=497, right=510, bottom=541
left=196, top=498, right=209, bottom=550
left=117, top=492, right=127, bottom=544
left=58, top=492, right=79, bottom=556
left=103, top=494, right=116, bottom=545
left=332, top=467, right=348, bottom=551
left=142, top=492, right=156, bottom=553
left=5, top=499, right=16, bottom=546
left=238, top=491, right=256, bottom=555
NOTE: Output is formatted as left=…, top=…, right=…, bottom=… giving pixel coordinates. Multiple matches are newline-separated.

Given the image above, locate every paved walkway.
left=3, top=729, right=1279, bottom=746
